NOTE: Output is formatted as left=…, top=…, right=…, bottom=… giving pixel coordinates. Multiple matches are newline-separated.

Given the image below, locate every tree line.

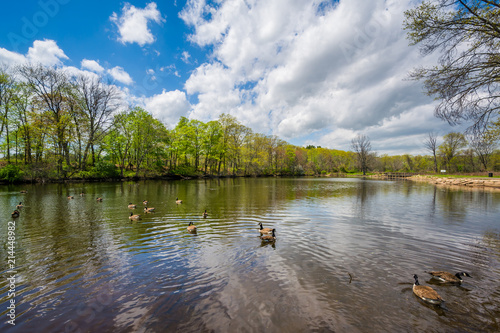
left=0, top=64, right=499, bottom=183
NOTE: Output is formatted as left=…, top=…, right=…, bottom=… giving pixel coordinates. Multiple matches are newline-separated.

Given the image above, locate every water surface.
left=1, top=178, right=499, bottom=332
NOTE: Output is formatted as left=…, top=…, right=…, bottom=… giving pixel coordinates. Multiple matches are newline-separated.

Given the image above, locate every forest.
left=0, top=64, right=499, bottom=183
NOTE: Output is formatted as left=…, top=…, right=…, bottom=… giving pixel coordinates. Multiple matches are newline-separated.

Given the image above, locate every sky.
left=0, top=0, right=467, bottom=155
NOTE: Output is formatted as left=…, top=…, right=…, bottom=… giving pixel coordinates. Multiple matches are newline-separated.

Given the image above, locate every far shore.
left=406, top=174, right=500, bottom=190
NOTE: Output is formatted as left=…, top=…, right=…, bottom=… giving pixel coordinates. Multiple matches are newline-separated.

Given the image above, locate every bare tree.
left=468, top=133, right=497, bottom=171
left=423, top=132, right=439, bottom=172
left=18, top=64, right=72, bottom=175
left=351, top=134, right=372, bottom=175
left=404, top=1, right=500, bottom=133
left=74, top=74, right=121, bottom=169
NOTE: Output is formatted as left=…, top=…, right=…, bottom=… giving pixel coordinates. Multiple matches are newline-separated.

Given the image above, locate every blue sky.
left=0, top=0, right=462, bottom=155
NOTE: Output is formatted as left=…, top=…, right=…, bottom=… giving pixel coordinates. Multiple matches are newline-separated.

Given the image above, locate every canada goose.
left=68, top=196, right=74, bottom=199
left=261, top=229, right=276, bottom=242
left=129, top=212, right=141, bottom=220
left=427, top=271, right=472, bottom=284
left=258, top=222, right=273, bottom=234
left=16, top=202, right=23, bottom=209
left=187, top=221, right=197, bottom=232
left=20, top=190, right=27, bottom=193
left=11, top=210, right=20, bottom=218
left=176, top=197, right=182, bottom=204
left=144, top=206, right=155, bottom=213
left=80, top=192, right=85, bottom=196
left=96, top=197, right=103, bottom=202
left=143, top=200, right=149, bottom=205
left=202, top=210, right=208, bottom=218
left=413, top=274, right=444, bottom=305
left=128, top=203, right=137, bottom=209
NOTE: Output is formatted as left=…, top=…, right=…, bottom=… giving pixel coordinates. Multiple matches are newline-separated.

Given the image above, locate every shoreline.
left=407, top=174, right=500, bottom=190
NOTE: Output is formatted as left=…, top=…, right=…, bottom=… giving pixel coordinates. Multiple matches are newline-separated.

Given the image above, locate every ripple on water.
left=1, top=179, right=499, bottom=332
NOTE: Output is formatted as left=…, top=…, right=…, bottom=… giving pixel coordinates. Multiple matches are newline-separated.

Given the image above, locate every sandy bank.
left=408, top=175, right=500, bottom=190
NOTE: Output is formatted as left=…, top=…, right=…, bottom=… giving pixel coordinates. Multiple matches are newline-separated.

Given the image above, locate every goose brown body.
left=413, top=275, right=444, bottom=305
left=11, top=210, right=20, bottom=218
left=428, top=271, right=471, bottom=284
left=68, top=196, right=74, bottom=199
left=187, top=222, right=196, bottom=232
left=96, top=197, right=103, bottom=202
left=16, top=202, right=23, bottom=208
left=128, top=203, right=137, bottom=209
left=176, top=198, right=182, bottom=204
left=129, top=212, right=141, bottom=220
left=259, top=222, right=273, bottom=234
left=261, top=229, right=276, bottom=242
left=144, top=206, right=155, bottom=213
left=143, top=200, right=149, bottom=205
left=202, top=210, right=208, bottom=218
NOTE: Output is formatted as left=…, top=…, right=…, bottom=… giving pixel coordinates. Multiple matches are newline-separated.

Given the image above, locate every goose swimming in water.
left=129, top=212, right=141, bottom=220
left=260, top=229, right=276, bottom=242
left=187, top=222, right=197, bottom=232
left=144, top=206, right=155, bottom=213
left=413, top=274, right=444, bottom=305
left=427, top=271, right=472, bottom=284
left=258, top=222, right=273, bottom=234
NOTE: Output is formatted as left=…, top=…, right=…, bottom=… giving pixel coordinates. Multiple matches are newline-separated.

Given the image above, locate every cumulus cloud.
left=144, top=89, right=191, bottom=126
left=180, top=0, right=448, bottom=154
left=108, top=66, right=133, bottom=85
left=62, top=66, right=100, bottom=81
left=81, top=59, right=104, bottom=73
left=110, top=2, right=165, bottom=46
left=0, top=48, right=26, bottom=66
left=27, top=39, right=68, bottom=66
left=0, top=39, right=68, bottom=67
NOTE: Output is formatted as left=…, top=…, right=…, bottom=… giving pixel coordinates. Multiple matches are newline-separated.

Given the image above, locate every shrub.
left=171, top=164, right=197, bottom=176
left=0, top=164, right=24, bottom=183
left=91, top=161, right=119, bottom=178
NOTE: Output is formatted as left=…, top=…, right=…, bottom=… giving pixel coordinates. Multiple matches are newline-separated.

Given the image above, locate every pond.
left=1, top=178, right=499, bottom=332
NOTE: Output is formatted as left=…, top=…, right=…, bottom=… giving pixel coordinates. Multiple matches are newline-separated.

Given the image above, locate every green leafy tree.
left=438, top=132, right=467, bottom=171
left=105, top=110, right=134, bottom=177
left=0, top=67, right=17, bottom=163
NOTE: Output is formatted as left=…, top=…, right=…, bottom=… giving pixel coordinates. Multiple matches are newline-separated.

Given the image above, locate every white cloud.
left=0, top=48, right=26, bottom=67
left=27, top=39, right=68, bottom=66
left=144, top=89, right=191, bottom=126
left=108, top=66, right=133, bottom=85
left=185, top=62, right=242, bottom=121
left=81, top=59, right=104, bottom=73
left=180, top=0, right=449, bottom=154
left=62, top=66, right=100, bottom=81
left=181, top=51, right=191, bottom=63
left=110, top=2, right=165, bottom=46
left=1, top=39, right=68, bottom=68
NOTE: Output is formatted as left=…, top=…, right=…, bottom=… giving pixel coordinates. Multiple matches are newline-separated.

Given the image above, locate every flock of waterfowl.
left=125, top=197, right=277, bottom=242
left=412, top=271, right=472, bottom=306
left=11, top=189, right=472, bottom=306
